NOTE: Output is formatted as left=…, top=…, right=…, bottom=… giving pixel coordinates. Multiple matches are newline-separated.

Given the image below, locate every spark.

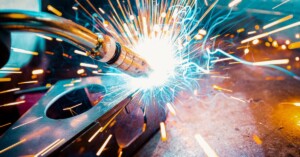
left=0, top=71, right=22, bottom=74
left=47, top=5, right=62, bottom=16
left=252, top=59, right=289, bottom=66
left=263, top=14, right=293, bottom=30
left=72, top=6, right=78, bottom=11
left=40, top=139, right=65, bottom=156
left=36, top=34, right=53, bottom=41
left=252, top=39, right=259, bottom=45
left=248, top=31, right=256, bottom=35
left=230, top=96, right=246, bottom=103
left=204, top=0, right=208, bottom=6
left=77, top=69, right=85, bottom=74
left=80, top=63, right=98, bottom=69
left=0, top=88, right=20, bottom=94
left=56, top=38, right=63, bottom=42
left=294, top=103, right=300, bottom=107
left=210, top=34, right=220, bottom=40
left=199, top=29, right=207, bottom=35
left=212, top=85, right=232, bottom=92
left=32, top=69, right=44, bottom=75
left=244, top=48, right=249, bottom=55
left=63, top=103, right=82, bottom=111
left=0, top=67, right=20, bottom=71
left=0, top=78, right=11, bottom=82
left=237, top=28, right=245, bottom=33
left=98, top=7, right=105, bottom=14
left=45, top=51, right=55, bottom=55
left=211, top=76, right=230, bottom=79
left=253, top=134, right=263, bottom=145
left=0, top=139, right=27, bottom=154
left=166, top=102, right=176, bottom=116
left=96, top=134, right=112, bottom=156
left=63, top=83, right=74, bottom=87
left=160, top=122, right=167, bottom=141
left=228, top=0, right=242, bottom=8
left=71, top=79, right=82, bottom=83
left=18, top=80, right=38, bottom=85
left=34, top=139, right=62, bottom=157
left=88, top=126, right=103, bottom=143
left=12, top=116, right=43, bottom=130
left=118, top=150, right=123, bottom=157
left=74, top=50, right=87, bottom=56
left=272, top=0, right=290, bottom=10
left=241, top=22, right=300, bottom=44
left=0, top=100, right=25, bottom=107
left=288, top=41, right=300, bottom=49
left=92, top=71, right=102, bottom=75
left=0, top=122, right=11, bottom=128
left=195, top=134, right=219, bottom=157
left=11, top=47, right=38, bottom=55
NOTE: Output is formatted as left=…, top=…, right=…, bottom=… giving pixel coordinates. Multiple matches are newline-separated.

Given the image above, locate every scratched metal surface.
left=136, top=65, right=300, bottom=157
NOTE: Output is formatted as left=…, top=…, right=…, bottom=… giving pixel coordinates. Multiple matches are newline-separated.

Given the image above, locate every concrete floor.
left=136, top=65, right=300, bottom=157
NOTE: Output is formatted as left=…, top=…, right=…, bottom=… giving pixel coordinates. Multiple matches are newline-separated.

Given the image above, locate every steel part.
left=0, top=10, right=151, bottom=77
left=0, top=76, right=166, bottom=156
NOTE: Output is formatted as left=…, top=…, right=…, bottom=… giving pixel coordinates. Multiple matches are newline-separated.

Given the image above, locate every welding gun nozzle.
left=88, top=34, right=151, bottom=77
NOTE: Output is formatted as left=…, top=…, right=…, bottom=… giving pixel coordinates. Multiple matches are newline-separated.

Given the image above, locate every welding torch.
left=0, top=10, right=151, bottom=77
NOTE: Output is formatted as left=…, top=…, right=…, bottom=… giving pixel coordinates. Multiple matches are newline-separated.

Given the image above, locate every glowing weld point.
left=160, top=122, right=167, bottom=141
left=130, top=37, right=176, bottom=89
left=96, top=134, right=113, bottom=156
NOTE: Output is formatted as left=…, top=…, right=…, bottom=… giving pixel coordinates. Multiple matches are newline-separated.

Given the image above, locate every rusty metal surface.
left=136, top=65, right=300, bottom=157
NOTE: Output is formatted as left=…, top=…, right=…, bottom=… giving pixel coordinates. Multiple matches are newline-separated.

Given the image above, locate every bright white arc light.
left=131, top=37, right=177, bottom=89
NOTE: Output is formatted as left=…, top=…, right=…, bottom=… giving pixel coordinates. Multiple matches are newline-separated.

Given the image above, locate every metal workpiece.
left=0, top=76, right=166, bottom=156
left=0, top=10, right=151, bottom=77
